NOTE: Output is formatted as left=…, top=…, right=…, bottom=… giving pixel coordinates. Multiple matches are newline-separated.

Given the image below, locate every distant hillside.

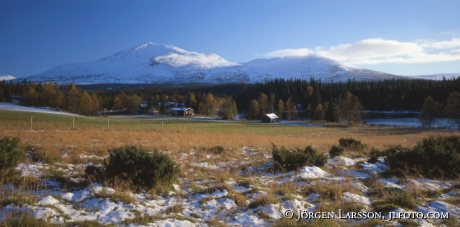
left=25, top=42, right=401, bottom=85
left=0, top=75, right=16, bottom=81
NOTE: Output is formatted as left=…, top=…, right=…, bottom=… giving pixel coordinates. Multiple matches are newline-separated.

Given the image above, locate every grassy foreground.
left=1, top=109, right=458, bottom=158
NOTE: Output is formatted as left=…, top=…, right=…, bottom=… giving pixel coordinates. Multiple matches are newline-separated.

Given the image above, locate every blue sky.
left=1, top=0, right=459, bottom=78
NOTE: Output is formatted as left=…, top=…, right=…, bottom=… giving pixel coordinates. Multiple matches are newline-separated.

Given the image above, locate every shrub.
left=210, top=145, right=225, bottom=154
left=329, top=145, right=345, bottom=158
left=339, top=137, right=366, bottom=151
left=372, top=189, right=417, bottom=214
left=0, top=137, right=23, bottom=172
left=86, top=146, right=180, bottom=191
left=272, top=144, right=327, bottom=172
left=248, top=195, right=280, bottom=209
left=385, top=136, right=460, bottom=179
left=2, top=214, right=55, bottom=227
left=367, top=147, right=385, bottom=163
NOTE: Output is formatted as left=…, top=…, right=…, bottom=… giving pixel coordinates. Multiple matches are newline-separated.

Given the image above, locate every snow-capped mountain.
left=412, top=73, right=460, bottom=80
left=241, top=55, right=398, bottom=82
left=0, top=75, right=16, bottom=81
left=25, top=42, right=400, bottom=84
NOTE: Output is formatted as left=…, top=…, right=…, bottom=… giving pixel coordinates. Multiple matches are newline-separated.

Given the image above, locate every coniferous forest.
left=1, top=77, right=459, bottom=124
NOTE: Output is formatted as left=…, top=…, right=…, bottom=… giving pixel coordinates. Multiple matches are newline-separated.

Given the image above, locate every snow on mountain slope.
left=25, top=42, right=400, bottom=84
left=242, top=55, right=398, bottom=82
left=412, top=73, right=460, bottom=80
left=0, top=75, right=16, bottom=81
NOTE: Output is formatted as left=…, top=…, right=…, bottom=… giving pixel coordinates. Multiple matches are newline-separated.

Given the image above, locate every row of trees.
left=2, top=78, right=459, bottom=128
left=420, top=92, right=460, bottom=129
left=2, top=80, right=240, bottom=119
left=246, top=91, right=363, bottom=124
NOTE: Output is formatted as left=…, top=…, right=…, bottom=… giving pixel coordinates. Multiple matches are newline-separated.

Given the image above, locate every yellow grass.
left=1, top=110, right=459, bottom=168
left=1, top=125, right=457, bottom=157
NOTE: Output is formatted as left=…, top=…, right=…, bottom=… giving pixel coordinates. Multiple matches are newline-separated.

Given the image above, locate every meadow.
left=1, top=109, right=455, bottom=154
left=1, top=109, right=460, bottom=226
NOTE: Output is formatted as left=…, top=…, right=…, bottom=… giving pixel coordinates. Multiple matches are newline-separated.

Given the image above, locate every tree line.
left=1, top=77, right=459, bottom=127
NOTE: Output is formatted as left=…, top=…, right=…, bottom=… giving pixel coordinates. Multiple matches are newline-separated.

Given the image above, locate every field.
left=1, top=108, right=460, bottom=226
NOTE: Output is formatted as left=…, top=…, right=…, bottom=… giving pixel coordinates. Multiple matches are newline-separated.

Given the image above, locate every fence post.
left=73, top=116, right=75, bottom=129
left=30, top=115, right=33, bottom=130
left=107, top=118, right=110, bottom=130
left=161, top=121, right=164, bottom=130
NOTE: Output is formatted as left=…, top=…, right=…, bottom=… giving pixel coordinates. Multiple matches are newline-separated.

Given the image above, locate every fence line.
left=0, top=115, right=322, bottom=137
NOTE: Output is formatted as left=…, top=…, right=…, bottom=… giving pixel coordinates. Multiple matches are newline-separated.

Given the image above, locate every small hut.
left=171, top=107, right=194, bottom=116
left=261, top=113, right=279, bottom=123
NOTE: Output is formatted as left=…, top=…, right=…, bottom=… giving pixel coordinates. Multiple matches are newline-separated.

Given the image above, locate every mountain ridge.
left=25, top=42, right=402, bottom=84
left=0, top=75, right=16, bottom=81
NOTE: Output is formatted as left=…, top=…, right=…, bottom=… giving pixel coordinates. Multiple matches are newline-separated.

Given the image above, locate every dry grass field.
left=1, top=109, right=458, bottom=157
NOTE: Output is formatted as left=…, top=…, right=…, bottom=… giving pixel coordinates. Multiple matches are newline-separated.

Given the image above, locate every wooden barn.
left=261, top=113, right=279, bottom=123
left=171, top=107, right=194, bottom=116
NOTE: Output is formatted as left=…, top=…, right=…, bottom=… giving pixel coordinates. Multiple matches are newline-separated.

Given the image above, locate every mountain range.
left=0, top=75, right=16, bottom=81
left=22, top=42, right=405, bottom=84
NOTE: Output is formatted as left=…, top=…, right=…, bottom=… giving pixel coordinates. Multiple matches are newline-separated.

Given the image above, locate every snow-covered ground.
left=1, top=147, right=459, bottom=227
left=0, top=102, right=77, bottom=116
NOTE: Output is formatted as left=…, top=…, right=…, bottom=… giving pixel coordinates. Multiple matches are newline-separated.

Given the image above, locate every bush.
left=86, top=146, right=180, bottom=191
left=272, top=144, right=327, bottom=172
left=385, top=136, right=460, bottom=179
left=210, top=145, right=225, bottom=154
left=329, top=145, right=345, bottom=158
left=372, top=189, right=417, bottom=214
left=339, top=137, right=366, bottom=151
left=0, top=137, right=23, bottom=172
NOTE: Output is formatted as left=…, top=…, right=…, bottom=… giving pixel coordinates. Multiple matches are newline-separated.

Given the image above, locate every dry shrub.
left=248, top=194, right=280, bottom=209
left=371, top=189, right=417, bottom=214
left=86, top=146, right=180, bottom=192
left=272, top=144, right=327, bottom=172
left=385, top=136, right=460, bottom=179
left=315, top=200, right=365, bottom=214
left=269, top=182, right=298, bottom=199
left=305, top=180, right=359, bottom=202
left=226, top=191, right=248, bottom=208
left=166, top=203, right=183, bottom=214
left=339, top=137, right=366, bottom=151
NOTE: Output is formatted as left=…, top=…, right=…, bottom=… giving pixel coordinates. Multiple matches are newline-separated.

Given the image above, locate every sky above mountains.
left=1, top=0, right=459, bottom=78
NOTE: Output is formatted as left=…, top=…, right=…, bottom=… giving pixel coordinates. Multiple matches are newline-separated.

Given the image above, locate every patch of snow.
left=0, top=102, right=78, bottom=116
left=37, top=195, right=60, bottom=206
left=297, top=166, right=330, bottom=179
left=379, top=178, right=404, bottom=189
left=328, top=156, right=365, bottom=166
left=417, top=201, right=460, bottom=217
left=361, top=161, right=388, bottom=174
left=406, top=178, right=456, bottom=191
left=339, top=170, right=370, bottom=179
left=342, top=192, right=371, bottom=205
left=16, top=163, right=49, bottom=178
left=191, top=162, right=219, bottom=170
left=307, top=193, right=321, bottom=201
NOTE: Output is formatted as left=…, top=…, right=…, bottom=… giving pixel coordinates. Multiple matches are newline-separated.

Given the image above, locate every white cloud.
left=418, top=38, right=460, bottom=49
left=266, top=38, right=460, bottom=65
